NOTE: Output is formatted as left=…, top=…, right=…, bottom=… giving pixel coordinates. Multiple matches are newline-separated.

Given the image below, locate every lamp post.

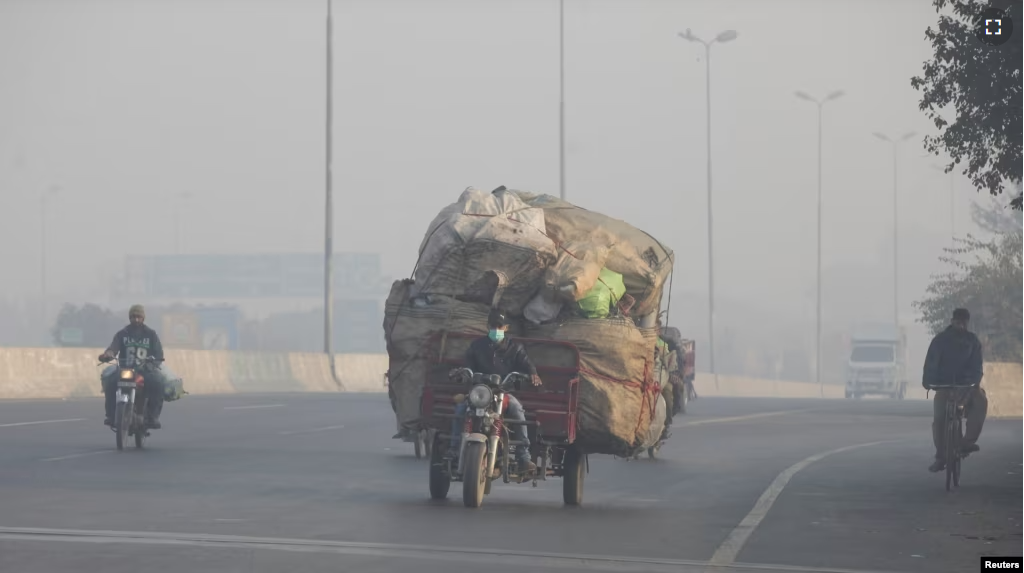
left=677, top=28, right=738, bottom=382
left=40, top=185, right=60, bottom=333
left=873, top=131, right=917, bottom=327
left=172, top=192, right=192, bottom=254
left=324, top=0, right=338, bottom=383
left=794, top=89, right=844, bottom=396
left=558, top=0, right=566, bottom=201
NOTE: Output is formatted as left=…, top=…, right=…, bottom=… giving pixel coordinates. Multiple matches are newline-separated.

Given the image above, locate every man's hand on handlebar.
left=98, top=352, right=113, bottom=363
left=530, top=374, right=543, bottom=387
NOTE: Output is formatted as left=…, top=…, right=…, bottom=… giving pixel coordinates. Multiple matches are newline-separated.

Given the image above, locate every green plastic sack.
left=576, top=267, right=626, bottom=319
left=163, top=377, right=187, bottom=402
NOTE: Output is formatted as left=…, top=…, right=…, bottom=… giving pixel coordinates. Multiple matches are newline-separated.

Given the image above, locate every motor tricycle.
left=420, top=333, right=586, bottom=508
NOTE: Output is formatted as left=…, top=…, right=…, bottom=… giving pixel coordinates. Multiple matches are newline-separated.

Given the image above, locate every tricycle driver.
left=447, top=310, right=542, bottom=473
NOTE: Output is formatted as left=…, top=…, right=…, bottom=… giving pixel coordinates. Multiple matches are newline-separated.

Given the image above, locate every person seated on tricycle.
left=447, top=309, right=543, bottom=472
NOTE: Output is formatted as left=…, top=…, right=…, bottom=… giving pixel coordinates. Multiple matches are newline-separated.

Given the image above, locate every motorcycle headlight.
left=119, top=369, right=134, bottom=380
left=468, top=384, right=493, bottom=409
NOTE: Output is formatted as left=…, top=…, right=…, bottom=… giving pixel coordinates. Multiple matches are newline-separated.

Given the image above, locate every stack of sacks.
left=383, top=187, right=674, bottom=457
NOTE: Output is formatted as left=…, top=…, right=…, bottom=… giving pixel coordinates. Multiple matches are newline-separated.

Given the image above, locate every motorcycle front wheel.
left=134, top=399, right=147, bottom=449
left=462, top=441, right=487, bottom=508
left=114, top=401, right=129, bottom=451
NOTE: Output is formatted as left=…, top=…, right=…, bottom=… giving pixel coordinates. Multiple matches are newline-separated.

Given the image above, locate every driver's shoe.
left=145, top=417, right=162, bottom=430
left=928, top=459, right=945, bottom=473
left=517, top=458, right=537, bottom=473
left=961, top=442, right=980, bottom=455
left=103, top=417, right=113, bottom=427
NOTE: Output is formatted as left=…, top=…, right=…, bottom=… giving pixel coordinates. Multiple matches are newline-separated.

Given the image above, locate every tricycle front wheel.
left=562, top=447, right=585, bottom=506
left=462, top=441, right=487, bottom=508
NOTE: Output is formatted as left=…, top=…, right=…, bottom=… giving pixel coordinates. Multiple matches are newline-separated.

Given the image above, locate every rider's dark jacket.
left=465, top=337, right=538, bottom=378
left=922, top=325, right=983, bottom=388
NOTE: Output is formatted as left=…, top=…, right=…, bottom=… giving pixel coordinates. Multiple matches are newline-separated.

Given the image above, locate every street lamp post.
left=873, top=131, right=917, bottom=328
left=325, top=0, right=338, bottom=384
left=40, top=185, right=60, bottom=334
left=172, top=192, right=192, bottom=254
left=794, top=89, right=844, bottom=397
left=929, top=163, right=955, bottom=239
left=677, top=28, right=738, bottom=383
left=558, top=0, right=566, bottom=201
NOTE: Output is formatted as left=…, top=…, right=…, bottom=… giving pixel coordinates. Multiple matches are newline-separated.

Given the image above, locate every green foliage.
left=914, top=231, right=1022, bottom=361
left=51, top=303, right=124, bottom=348
left=910, top=0, right=1022, bottom=210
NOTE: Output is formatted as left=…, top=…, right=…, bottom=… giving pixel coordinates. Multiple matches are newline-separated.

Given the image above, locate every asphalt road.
left=0, top=393, right=1019, bottom=573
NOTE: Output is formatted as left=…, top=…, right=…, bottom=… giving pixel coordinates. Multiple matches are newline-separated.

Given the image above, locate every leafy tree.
left=911, top=0, right=1022, bottom=210
left=970, top=184, right=1023, bottom=233
left=51, top=303, right=125, bottom=348
left=914, top=230, right=1022, bottom=361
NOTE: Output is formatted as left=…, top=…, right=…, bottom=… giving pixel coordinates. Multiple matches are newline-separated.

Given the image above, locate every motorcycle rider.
left=923, top=308, right=987, bottom=472
left=98, top=305, right=168, bottom=429
left=448, top=309, right=542, bottom=473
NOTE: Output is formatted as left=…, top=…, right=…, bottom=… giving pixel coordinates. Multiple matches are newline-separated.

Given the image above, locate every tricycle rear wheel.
left=562, top=447, right=585, bottom=506
left=428, top=434, right=450, bottom=500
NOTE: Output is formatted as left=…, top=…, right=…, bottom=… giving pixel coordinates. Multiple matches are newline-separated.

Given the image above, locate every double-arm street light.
left=794, top=89, right=844, bottom=396
left=677, top=28, right=738, bottom=382
left=873, top=131, right=917, bottom=327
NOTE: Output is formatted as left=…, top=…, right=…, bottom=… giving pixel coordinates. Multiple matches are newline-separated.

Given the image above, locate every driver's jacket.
left=105, top=324, right=165, bottom=369
left=922, top=325, right=983, bottom=388
left=465, top=337, right=538, bottom=378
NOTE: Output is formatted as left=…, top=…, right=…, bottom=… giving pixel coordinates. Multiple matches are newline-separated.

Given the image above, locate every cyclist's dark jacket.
left=465, top=337, right=538, bottom=378
left=105, top=324, right=165, bottom=368
left=922, top=325, right=983, bottom=388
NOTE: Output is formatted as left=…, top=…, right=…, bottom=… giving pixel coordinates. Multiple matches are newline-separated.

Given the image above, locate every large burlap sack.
left=545, top=238, right=611, bottom=303
left=526, top=317, right=660, bottom=457
left=513, top=191, right=673, bottom=318
left=641, top=394, right=667, bottom=449
left=383, top=280, right=496, bottom=429
left=411, top=187, right=558, bottom=314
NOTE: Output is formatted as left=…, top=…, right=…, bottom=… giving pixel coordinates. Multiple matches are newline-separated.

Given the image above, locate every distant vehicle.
left=845, top=324, right=907, bottom=400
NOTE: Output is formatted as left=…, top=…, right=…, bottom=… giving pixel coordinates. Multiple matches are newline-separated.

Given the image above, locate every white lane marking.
left=0, top=418, right=85, bottom=428
left=680, top=409, right=811, bottom=427
left=708, top=439, right=898, bottom=565
left=0, top=526, right=900, bottom=573
left=279, top=425, right=345, bottom=436
left=223, top=404, right=286, bottom=411
left=40, top=450, right=114, bottom=462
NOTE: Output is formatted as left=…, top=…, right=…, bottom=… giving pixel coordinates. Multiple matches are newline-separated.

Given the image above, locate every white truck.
left=845, top=324, right=907, bottom=400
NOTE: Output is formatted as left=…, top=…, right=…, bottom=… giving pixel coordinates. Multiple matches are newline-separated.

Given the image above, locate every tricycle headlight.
left=468, top=384, right=493, bottom=409
left=119, top=369, right=134, bottom=380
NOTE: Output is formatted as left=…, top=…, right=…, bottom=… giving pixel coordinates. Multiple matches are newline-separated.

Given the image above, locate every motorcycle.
left=101, top=356, right=160, bottom=451
left=442, top=368, right=539, bottom=507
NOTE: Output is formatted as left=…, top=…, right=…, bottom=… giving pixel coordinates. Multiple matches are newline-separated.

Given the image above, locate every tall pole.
left=558, top=0, right=566, bottom=201
left=874, top=131, right=916, bottom=329
left=39, top=186, right=59, bottom=337
left=704, top=42, right=715, bottom=382
left=795, top=89, right=843, bottom=396
left=678, top=28, right=737, bottom=382
left=324, top=0, right=335, bottom=362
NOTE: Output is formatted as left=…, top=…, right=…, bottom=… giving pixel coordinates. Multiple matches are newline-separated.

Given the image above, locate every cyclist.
left=922, top=308, right=987, bottom=473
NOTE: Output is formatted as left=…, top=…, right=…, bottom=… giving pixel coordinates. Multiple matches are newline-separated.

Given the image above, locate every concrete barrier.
left=0, top=348, right=1018, bottom=416
left=0, top=347, right=388, bottom=400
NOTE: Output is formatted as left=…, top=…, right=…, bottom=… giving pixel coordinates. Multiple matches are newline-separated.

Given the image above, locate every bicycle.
left=928, top=383, right=980, bottom=492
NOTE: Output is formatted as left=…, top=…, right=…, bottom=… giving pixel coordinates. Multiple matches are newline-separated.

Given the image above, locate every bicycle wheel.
left=952, top=418, right=962, bottom=488
left=944, top=404, right=956, bottom=492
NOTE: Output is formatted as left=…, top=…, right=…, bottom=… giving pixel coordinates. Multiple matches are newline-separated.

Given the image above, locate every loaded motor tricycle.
left=420, top=333, right=586, bottom=508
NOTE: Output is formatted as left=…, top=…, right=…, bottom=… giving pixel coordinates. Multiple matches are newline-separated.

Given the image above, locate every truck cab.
left=845, top=324, right=907, bottom=400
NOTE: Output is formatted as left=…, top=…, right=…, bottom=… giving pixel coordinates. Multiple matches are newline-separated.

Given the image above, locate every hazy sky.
left=0, top=0, right=997, bottom=327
